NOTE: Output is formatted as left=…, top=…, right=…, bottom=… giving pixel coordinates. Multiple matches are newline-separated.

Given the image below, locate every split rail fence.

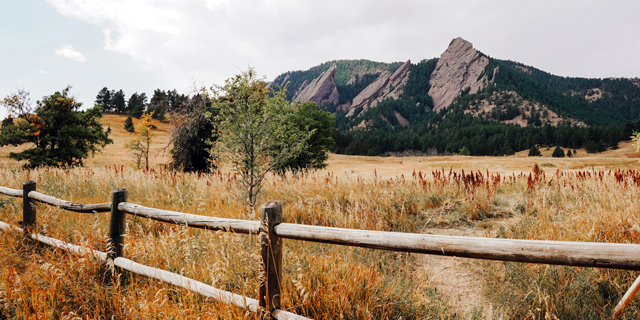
left=1, top=181, right=640, bottom=319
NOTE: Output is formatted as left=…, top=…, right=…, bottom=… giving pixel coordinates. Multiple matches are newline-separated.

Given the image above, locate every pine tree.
left=0, top=87, right=112, bottom=167
left=552, top=146, right=565, bottom=158
left=528, top=145, right=542, bottom=157
left=124, top=116, right=134, bottom=132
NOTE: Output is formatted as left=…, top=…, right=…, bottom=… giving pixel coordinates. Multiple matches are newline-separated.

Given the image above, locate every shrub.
left=528, top=145, right=542, bottom=157
left=552, top=146, right=565, bottom=158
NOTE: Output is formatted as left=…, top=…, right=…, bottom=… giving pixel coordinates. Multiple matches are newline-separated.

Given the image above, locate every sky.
left=1, top=0, right=640, bottom=119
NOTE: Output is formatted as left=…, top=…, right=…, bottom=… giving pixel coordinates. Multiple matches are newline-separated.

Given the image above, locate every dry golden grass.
left=2, top=113, right=640, bottom=318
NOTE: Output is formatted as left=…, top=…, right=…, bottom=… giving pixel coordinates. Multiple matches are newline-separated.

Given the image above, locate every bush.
left=528, top=145, right=542, bottom=157
left=552, top=146, right=565, bottom=158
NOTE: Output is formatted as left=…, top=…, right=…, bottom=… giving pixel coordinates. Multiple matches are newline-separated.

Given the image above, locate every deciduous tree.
left=273, top=101, right=336, bottom=172
left=209, top=69, right=310, bottom=214
left=125, top=112, right=154, bottom=169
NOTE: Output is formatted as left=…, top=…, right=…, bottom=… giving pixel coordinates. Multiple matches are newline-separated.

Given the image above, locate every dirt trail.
left=419, top=217, right=519, bottom=319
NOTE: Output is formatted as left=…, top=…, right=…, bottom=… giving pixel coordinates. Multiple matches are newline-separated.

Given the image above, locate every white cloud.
left=55, top=44, right=87, bottom=62
left=44, top=0, right=640, bottom=85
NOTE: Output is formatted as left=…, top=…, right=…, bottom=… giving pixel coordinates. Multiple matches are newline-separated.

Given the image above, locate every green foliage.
left=124, top=116, right=134, bottom=132
left=147, top=89, right=188, bottom=122
left=273, top=102, right=336, bottom=172
left=489, top=59, right=640, bottom=126
left=209, top=69, right=311, bottom=212
left=0, top=86, right=113, bottom=167
left=528, top=145, right=542, bottom=157
left=458, top=146, right=471, bottom=156
left=111, top=90, right=126, bottom=113
left=95, top=87, right=113, bottom=111
left=567, top=149, right=573, bottom=157
left=171, top=94, right=216, bottom=172
left=552, top=146, right=565, bottom=158
left=128, top=92, right=147, bottom=118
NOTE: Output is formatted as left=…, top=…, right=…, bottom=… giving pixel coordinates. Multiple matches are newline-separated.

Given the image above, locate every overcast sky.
left=1, top=0, right=639, bottom=118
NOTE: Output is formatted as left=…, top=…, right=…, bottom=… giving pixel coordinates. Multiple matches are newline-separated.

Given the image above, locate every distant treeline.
left=94, top=87, right=190, bottom=121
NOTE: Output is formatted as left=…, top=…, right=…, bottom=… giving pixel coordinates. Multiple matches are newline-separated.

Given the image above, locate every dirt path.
left=419, top=217, right=520, bottom=319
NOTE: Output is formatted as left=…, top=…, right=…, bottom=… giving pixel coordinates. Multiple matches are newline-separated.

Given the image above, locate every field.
left=1, top=114, right=640, bottom=319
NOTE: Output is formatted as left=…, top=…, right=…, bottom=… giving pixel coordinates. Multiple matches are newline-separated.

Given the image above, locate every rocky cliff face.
left=347, top=60, right=411, bottom=117
left=293, top=65, right=339, bottom=107
left=429, top=38, right=490, bottom=112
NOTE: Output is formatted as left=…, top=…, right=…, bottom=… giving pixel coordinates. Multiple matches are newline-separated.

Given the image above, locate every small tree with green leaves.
left=458, top=146, right=471, bottom=156
left=209, top=69, right=310, bottom=215
left=272, top=101, right=336, bottom=172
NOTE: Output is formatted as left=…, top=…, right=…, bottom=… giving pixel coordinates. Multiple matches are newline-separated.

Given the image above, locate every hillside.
left=271, top=37, right=640, bottom=156
left=0, top=113, right=173, bottom=168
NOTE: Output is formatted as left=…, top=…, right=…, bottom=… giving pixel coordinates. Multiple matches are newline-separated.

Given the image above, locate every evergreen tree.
left=0, top=87, right=112, bottom=167
left=171, top=93, right=216, bottom=172
left=552, top=146, right=565, bottom=157
left=566, top=149, right=573, bottom=157
left=528, top=145, right=542, bottom=157
left=112, top=90, right=126, bottom=113
left=127, top=92, right=147, bottom=117
left=95, top=87, right=113, bottom=111
left=124, top=116, right=135, bottom=132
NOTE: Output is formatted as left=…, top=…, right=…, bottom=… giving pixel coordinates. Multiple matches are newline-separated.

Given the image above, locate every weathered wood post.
left=22, top=181, right=36, bottom=235
left=108, top=188, right=128, bottom=260
left=259, top=201, right=283, bottom=318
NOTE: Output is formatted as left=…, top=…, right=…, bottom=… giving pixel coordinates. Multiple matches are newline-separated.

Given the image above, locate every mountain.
left=271, top=38, right=640, bottom=156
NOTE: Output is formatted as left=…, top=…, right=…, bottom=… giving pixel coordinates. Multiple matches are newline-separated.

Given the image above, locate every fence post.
left=259, top=201, right=283, bottom=318
left=22, top=181, right=36, bottom=235
left=108, top=188, right=128, bottom=260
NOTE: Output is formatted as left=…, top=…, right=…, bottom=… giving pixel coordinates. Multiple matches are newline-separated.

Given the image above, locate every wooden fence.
left=1, top=181, right=640, bottom=319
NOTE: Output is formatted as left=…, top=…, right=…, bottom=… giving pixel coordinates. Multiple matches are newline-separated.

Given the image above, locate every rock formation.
left=429, top=38, right=490, bottom=112
left=293, top=65, right=339, bottom=107
left=347, top=60, right=411, bottom=117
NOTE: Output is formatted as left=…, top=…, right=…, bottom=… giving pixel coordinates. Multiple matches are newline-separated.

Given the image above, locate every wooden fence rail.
left=1, top=181, right=639, bottom=319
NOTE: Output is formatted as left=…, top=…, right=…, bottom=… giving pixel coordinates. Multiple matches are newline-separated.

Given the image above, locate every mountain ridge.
left=270, top=38, right=640, bottom=156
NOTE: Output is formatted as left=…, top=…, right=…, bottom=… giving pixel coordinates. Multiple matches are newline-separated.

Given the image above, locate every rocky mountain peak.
left=429, top=37, right=490, bottom=112
left=293, top=64, right=339, bottom=107
left=347, top=60, right=412, bottom=117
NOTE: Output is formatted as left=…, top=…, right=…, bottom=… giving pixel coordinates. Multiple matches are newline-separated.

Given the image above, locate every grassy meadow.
left=1, top=113, right=640, bottom=319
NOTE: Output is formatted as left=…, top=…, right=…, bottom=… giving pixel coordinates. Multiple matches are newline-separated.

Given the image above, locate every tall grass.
left=1, top=165, right=639, bottom=319
left=0, top=166, right=458, bottom=319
